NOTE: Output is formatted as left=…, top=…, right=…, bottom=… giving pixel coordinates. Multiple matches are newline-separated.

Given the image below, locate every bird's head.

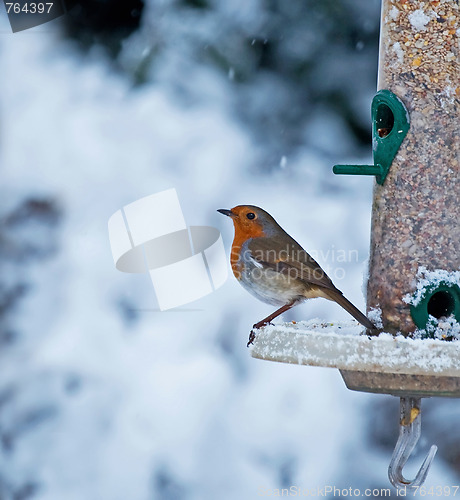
left=217, top=205, right=280, bottom=238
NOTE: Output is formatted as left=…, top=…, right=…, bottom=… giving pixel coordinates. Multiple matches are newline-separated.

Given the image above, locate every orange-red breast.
left=218, top=205, right=376, bottom=345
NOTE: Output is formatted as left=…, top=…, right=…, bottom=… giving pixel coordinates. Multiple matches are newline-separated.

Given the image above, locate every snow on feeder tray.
left=251, top=0, right=459, bottom=492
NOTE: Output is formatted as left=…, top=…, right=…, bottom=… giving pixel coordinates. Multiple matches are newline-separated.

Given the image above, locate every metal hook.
left=388, top=397, right=438, bottom=490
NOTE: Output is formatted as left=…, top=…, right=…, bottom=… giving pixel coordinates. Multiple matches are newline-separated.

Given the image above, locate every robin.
left=218, top=205, right=376, bottom=346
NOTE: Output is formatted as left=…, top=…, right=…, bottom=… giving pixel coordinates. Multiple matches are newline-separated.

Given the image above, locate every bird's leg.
left=252, top=303, right=295, bottom=329
left=248, top=302, right=295, bottom=347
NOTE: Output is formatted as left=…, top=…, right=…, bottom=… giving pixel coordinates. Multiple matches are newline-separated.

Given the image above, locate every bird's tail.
left=327, top=290, right=377, bottom=333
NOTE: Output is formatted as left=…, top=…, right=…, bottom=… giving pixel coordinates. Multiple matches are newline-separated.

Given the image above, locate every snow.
left=408, top=9, right=433, bottom=31
left=389, top=6, right=399, bottom=22
left=368, top=306, right=383, bottom=330
left=392, top=41, right=404, bottom=65
left=250, top=320, right=460, bottom=376
left=413, top=316, right=460, bottom=342
left=403, top=267, right=460, bottom=307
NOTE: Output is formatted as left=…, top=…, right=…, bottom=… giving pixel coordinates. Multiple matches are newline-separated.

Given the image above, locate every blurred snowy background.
left=1, top=0, right=459, bottom=499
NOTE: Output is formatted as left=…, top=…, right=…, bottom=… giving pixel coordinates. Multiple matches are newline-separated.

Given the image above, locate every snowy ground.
left=0, top=10, right=458, bottom=500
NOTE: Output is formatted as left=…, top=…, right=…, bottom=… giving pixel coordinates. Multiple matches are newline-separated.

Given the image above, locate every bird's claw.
left=247, top=321, right=274, bottom=347
left=252, top=321, right=273, bottom=330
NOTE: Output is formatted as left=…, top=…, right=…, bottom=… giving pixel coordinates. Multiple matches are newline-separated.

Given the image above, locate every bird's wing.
left=247, top=236, right=339, bottom=293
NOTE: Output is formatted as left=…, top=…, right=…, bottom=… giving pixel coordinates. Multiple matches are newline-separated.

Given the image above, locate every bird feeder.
left=250, top=0, right=459, bottom=490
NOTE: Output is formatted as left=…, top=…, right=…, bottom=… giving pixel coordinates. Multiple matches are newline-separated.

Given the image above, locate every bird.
left=218, top=205, right=376, bottom=346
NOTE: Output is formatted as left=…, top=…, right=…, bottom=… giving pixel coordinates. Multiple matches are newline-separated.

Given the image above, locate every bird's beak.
left=217, top=208, right=235, bottom=218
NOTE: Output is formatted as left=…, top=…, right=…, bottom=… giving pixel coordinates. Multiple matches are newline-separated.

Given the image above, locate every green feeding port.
left=375, top=102, right=394, bottom=138
left=333, top=90, right=410, bottom=185
left=410, top=283, right=460, bottom=333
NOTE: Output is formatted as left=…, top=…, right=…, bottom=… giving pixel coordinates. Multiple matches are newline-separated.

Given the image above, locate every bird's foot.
left=366, top=325, right=381, bottom=338
left=252, top=320, right=273, bottom=330
left=247, top=321, right=273, bottom=347
left=247, top=330, right=256, bottom=347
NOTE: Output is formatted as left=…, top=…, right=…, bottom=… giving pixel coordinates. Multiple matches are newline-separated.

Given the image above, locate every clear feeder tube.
left=367, top=0, right=459, bottom=334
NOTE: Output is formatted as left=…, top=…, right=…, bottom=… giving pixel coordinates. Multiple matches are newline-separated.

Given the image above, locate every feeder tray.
left=250, top=320, right=460, bottom=398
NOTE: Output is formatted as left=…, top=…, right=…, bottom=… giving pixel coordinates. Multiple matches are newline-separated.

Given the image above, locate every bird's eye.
left=246, top=212, right=256, bottom=220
